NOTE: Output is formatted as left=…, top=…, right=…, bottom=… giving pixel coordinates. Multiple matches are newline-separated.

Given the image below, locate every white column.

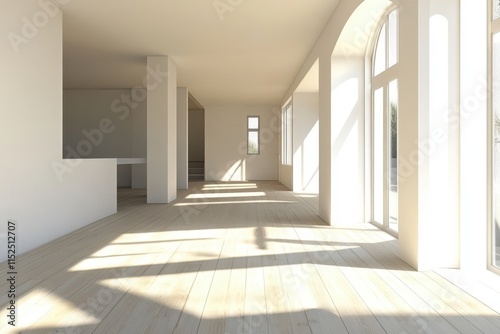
left=398, top=0, right=425, bottom=270
left=318, top=56, right=332, bottom=223
left=177, top=87, right=189, bottom=190
left=398, top=0, right=461, bottom=270
left=459, top=0, right=487, bottom=271
left=147, top=56, right=177, bottom=203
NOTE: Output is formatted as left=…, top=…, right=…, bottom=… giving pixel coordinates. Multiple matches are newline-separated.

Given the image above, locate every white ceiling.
left=61, top=0, right=340, bottom=106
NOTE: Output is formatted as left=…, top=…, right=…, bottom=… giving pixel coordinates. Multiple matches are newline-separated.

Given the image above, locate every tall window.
left=372, top=8, right=399, bottom=233
left=281, top=102, right=292, bottom=165
left=491, top=0, right=500, bottom=270
left=247, top=116, right=260, bottom=155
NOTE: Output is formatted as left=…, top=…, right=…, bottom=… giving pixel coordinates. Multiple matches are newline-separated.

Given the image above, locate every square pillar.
left=398, top=0, right=426, bottom=270
left=147, top=56, right=177, bottom=203
left=398, top=0, right=460, bottom=270
left=177, top=87, right=189, bottom=190
left=319, top=56, right=333, bottom=223
left=459, top=0, right=487, bottom=271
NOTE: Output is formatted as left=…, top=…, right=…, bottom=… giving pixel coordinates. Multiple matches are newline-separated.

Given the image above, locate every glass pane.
left=248, top=131, right=259, bottom=155
left=248, top=116, right=259, bottom=130
left=388, top=80, right=398, bottom=232
left=374, top=88, right=384, bottom=224
left=494, top=0, right=500, bottom=20
left=374, top=23, right=386, bottom=76
left=493, top=33, right=500, bottom=268
left=388, top=10, right=398, bottom=68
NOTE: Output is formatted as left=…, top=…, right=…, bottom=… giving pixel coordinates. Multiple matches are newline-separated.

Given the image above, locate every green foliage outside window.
left=390, top=102, right=397, bottom=159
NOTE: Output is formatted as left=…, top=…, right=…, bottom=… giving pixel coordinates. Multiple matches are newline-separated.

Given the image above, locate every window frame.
left=281, top=101, right=293, bottom=165
left=247, top=115, right=260, bottom=155
left=370, top=6, right=400, bottom=236
left=373, top=8, right=399, bottom=79
left=489, top=0, right=500, bottom=274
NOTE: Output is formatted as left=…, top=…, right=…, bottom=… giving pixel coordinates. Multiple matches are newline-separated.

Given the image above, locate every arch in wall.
left=292, top=0, right=484, bottom=271
left=328, top=0, right=393, bottom=225
left=327, top=0, right=465, bottom=271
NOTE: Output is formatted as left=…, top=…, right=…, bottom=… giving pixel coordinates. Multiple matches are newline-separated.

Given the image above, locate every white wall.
left=132, top=89, right=147, bottom=189
left=280, top=165, right=293, bottom=190
left=330, top=58, right=367, bottom=224
left=293, top=93, right=319, bottom=194
left=177, top=87, right=188, bottom=189
left=0, top=1, right=116, bottom=261
left=131, top=164, right=147, bottom=189
left=64, top=90, right=133, bottom=158
left=189, top=109, right=205, bottom=162
left=117, top=165, right=132, bottom=187
left=205, top=106, right=279, bottom=181
left=64, top=89, right=147, bottom=187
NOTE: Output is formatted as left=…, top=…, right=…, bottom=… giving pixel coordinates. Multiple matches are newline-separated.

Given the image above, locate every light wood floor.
left=1, top=181, right=500, bottom=333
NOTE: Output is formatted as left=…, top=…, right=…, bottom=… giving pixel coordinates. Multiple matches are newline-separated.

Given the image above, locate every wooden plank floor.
left=1, top=181, right=500, bottom=333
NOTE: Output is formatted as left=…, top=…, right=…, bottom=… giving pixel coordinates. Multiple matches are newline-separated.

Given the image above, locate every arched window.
left=372, top=8, right=399, bottom=233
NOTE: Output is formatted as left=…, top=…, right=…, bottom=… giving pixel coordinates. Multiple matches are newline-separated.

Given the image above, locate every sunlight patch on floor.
left=112, top=230, right=221, bottom=243
left=295, top=194, right=319, bottom=198
left=175, top=200, right=296, bottom=206
left=12, top=288, right=99, bottom=331
left=202, top=185, right=258, bottom=191
left=203, top=183, right=257, bottom=188
left=69, top=254, right=169, bottom=271
left=187, top=192, right=267, bottom=199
